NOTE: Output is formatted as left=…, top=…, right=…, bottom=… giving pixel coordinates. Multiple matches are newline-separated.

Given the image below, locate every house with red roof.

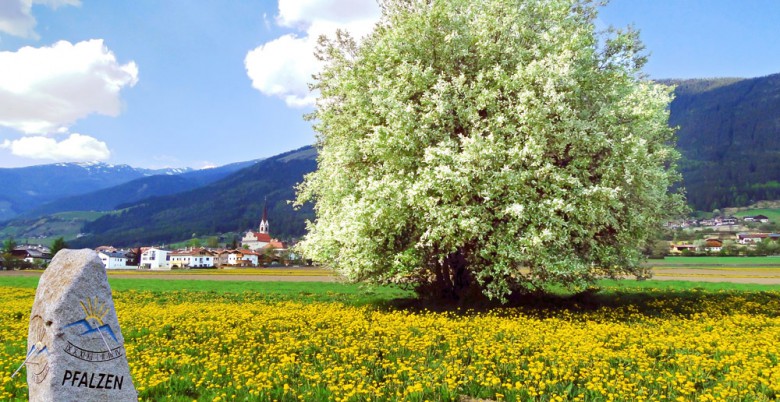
left=738, top=233, right=769, bottom=244
left=221, top=249, right=260, bottom=267
left=704, top=238, right=723, bottom=252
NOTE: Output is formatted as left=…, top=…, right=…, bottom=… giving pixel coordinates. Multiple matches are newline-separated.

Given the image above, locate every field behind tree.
left=1, top=277, right=778, bottom=401
left=724, top=202, right=780, bottom=223
left=649, top=256, right=780, bottom=267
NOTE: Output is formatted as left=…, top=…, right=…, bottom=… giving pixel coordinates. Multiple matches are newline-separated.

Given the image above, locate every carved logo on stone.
left=62, top=296, right=125, bottom=363
left=27, top=315, right=52, bottom=384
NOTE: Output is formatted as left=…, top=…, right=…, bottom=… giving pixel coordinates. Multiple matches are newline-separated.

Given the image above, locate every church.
left=241, top=204, right=272, bottom=251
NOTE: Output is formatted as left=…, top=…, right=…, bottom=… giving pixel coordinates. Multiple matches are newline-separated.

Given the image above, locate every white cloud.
left=262, top=12, right=271, bottom=31
left=34, top=0, right=80, bottom=8
left=245, top=0, right=380, bottom=108
left=245, top=34, right=320, bottom=108
left=0, top=39, right=138, bottom=134
left=277, top=0, right=379, bottom=29
left=0, top=0, right=80, bottom=38
left=0, top=132, right=110, bottom=161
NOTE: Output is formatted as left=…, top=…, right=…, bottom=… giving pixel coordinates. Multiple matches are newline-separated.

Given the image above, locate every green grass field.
left=0, top=276, right=414, bottom=306
left=649, top=255, right=780, bottom=267
left=733, top=208, right=780, bottom=223
left=1, top=275, right=777, bottom=305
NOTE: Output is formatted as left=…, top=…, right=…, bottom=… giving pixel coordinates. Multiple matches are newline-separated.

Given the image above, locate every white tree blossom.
left=296, top=0, right=685, bottom=301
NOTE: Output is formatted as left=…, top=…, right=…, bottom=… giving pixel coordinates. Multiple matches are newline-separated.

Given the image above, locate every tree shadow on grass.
left=379, top=284, right=780, bottom=320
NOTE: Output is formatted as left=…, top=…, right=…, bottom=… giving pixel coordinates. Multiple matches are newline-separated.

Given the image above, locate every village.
left=5, top=212, right=780, bottom=270
left=665, top=214, right=780, bottom=255
left=1, top=207, right=298, bottom=270
left=110, top=207, right=296, bottom=270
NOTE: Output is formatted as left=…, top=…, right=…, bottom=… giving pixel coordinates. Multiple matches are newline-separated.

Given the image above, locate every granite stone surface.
left=27, top=249, right=137, bottom=401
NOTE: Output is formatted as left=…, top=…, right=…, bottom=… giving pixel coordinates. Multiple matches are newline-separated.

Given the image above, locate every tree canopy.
left=296, top=0, right=685, bottom=301
left=51, top=237, right=68, bottom=257
left=2, top=237, right=17, bottom=254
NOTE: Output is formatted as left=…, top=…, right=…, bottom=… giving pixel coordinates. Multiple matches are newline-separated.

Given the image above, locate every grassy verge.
left=649, top=256, right=780, bottom=267
left=0, top=276, right=412, bottom=306
left=598, top=278, right=779, bottom=293
left=2, top=275, right=777, bottom=311
left=3, top=274, right=777, bottom=295
left=3, top=274, right=778, bottom=292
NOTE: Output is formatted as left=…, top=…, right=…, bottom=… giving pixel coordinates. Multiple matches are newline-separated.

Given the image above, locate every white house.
left=98, top=251, right=129, bottom=269
left=11, top=246, right=52, bottom=265
left=737, top=233, right=769, bottom=245
left=140, top=248, right=170, bottom=270
left=669, top=243, right=698, bottom=255
left=743, top=215, right=770, bottom=223
left=754, top=215, right=770, bottom=223
left=704, top=238, right=724, bottom=253
left=225, top=249, right=260, bottom=267
left=169, top=248, right=215, bottom=268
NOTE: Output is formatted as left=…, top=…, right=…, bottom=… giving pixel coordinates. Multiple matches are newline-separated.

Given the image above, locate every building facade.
left=242, top=202, right=272, bottom=251
left=140, top=247, right=170, bottom=270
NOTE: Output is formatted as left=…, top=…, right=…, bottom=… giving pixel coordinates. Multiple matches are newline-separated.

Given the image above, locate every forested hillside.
left=669, top=73, right=780, bottom=210
left=70, top=147, right=315, bottom=247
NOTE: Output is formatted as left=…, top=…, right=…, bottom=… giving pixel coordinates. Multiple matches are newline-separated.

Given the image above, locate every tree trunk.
left=419, top=248, right=477, bottom=302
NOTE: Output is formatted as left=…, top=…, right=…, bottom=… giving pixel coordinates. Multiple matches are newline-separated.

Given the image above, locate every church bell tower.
left=258, top=199, right=269, bottom=234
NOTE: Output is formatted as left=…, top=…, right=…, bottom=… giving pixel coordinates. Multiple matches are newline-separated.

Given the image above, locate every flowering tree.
left=296, top=0, right=685, bottom=301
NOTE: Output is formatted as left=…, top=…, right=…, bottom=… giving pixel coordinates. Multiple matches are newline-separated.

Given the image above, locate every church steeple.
left=258, top=198, right=269, bottom=234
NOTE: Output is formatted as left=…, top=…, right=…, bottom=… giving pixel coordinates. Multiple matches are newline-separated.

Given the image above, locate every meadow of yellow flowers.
left=1, top=285, right=779, bottom=401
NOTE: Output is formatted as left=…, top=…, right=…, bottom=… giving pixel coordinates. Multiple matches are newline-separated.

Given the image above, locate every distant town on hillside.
left=1, top=206, right=305, bottom=270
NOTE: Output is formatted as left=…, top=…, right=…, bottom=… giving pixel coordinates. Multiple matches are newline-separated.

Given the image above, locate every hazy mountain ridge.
left=21, top=159, right=262, bottom=218
left=0, top=162, right=182, bottom=220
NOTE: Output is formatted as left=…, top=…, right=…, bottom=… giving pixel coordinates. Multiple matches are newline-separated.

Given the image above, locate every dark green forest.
left=669, top=73, right=780, bottom=210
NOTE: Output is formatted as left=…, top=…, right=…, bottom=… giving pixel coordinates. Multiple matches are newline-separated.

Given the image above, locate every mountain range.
left=69, top=147, right=316, bottom=248
left=2, top=72, right=780, bottom=247
left=0, top=162, right=193, bottom=221
left=22, top=159, right=261, bottom=218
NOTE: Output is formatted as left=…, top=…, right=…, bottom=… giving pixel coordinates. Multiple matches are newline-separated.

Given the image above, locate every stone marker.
left=26, top=249, right=137, bottom=401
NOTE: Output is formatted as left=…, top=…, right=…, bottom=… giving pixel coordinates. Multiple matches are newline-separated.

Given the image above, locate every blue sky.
left=0, top=0, right=778, bottom=169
